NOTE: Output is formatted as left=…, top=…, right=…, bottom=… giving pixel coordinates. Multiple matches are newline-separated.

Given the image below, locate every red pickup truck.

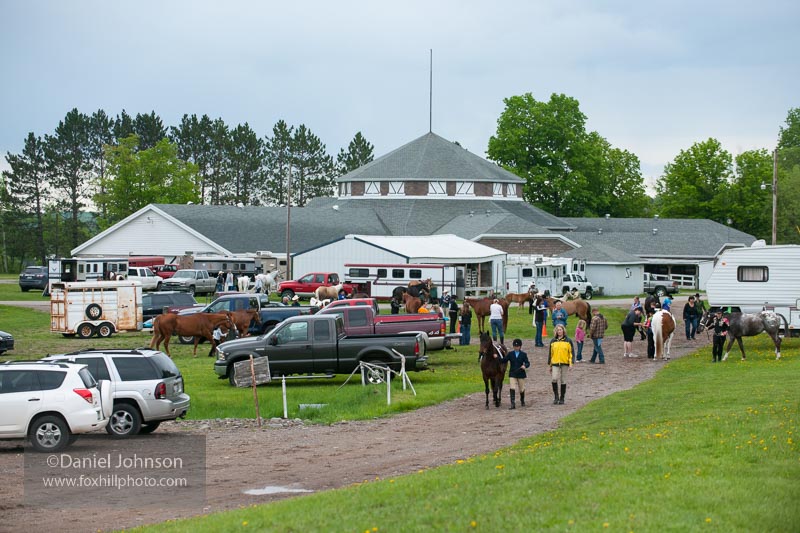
left=317, top=302, right=459, bottom=350
left=278, top=272, right=355, bottom=300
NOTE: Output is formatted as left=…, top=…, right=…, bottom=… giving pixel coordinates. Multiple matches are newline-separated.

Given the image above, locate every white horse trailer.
left=50, top=281, right=143, bottom=339
left=343, top=263, right=464, bottom=301
left=705, top=243, right=800, bottom=335
left=505, top=256, right=572, bottom=296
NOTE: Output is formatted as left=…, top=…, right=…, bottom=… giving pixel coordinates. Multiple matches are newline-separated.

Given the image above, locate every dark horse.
left=698, top=310, right=787, bottom=360
left=407, top=279, right=431, bottom=301
left=479, top=332, right=508, bottom=409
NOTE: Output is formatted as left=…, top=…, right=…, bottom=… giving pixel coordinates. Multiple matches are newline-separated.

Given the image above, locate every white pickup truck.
left=561, top=273, right=594, bottom=299
left=127, top=267, right=162, bottom=291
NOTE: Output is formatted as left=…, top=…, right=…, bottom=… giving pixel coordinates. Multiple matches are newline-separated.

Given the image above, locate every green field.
left=136, top=335, right=800, bottom=532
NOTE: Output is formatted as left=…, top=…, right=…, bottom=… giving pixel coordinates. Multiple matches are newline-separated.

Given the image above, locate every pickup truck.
left=561, top=273, right=594, bottom=299
left=162, top=269, right=217, bottom=295
left=213, top=314, right=428, bottom=385
left=154, top=264, right=179, bottom=279
left=278, top=272, right=355, bottom=300
left=318, top=300, right=458, bottom=350
left=177, top=293, right=313, bottom=336
left=643, top=273, right=679, bottom=297
left=127, top=267, right=163, bottom=291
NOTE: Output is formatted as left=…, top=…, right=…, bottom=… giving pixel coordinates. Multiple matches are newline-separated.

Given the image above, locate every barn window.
left=392, top=269, right=405, bottom=278
left=388, top=182, right=404, bottom=195
left=409, top=269, right=422, bottom=279
left=738, top=266, right=768, bottom=282
left=428, top=181, right=446, bottom=195
left=364, top=181, right=380, bottom=195
left=456, top=182, right=474, bottom=196
left=493, top=183, right=504, bottom=197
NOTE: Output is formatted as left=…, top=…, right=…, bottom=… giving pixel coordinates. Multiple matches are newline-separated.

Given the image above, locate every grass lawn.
left=137, top=336, right=800, bottom=532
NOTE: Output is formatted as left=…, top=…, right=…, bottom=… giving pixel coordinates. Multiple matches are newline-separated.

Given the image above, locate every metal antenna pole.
left=286, top=161, right=292, bottom=278
left=772, top=149, right=778, bottom=245
left=429, top=49, right=433, bottom=133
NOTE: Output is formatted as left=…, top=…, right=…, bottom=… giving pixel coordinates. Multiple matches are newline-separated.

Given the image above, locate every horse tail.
left=776, top=313, right=790, bottom=338
left=584, top=302, right=592, bottom=322
left=150, top=315, right=161, bottom=349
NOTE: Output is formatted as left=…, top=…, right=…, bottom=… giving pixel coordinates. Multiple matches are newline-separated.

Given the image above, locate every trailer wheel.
left=97, top=322, right=114, bottom=338
left=76, top=323, right=95, bottom=339
left=85, top=303, right=102, bottom=320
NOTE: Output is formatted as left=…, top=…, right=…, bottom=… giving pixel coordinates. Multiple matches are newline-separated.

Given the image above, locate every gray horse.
left=698, top=310, right=788, bottom=360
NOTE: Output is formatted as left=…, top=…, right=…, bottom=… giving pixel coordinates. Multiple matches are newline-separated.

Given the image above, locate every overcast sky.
left=2, top=1, right=798, bottom=189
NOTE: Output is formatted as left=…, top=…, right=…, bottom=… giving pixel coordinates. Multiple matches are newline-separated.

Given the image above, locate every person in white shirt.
left=489, top=298, right=505, bottom=344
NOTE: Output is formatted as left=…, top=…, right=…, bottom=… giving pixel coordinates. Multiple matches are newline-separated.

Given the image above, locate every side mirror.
left=269, top=336, right=278, bottom=346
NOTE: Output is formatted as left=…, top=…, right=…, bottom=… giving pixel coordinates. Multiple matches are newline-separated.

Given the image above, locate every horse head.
left=696, top=310, right=712, bottom=333
left=478, top=331, right=493, bottom=359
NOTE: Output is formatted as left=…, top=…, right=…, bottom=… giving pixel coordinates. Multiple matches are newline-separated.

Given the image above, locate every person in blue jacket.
left=503, top=339, right=531, bottom=409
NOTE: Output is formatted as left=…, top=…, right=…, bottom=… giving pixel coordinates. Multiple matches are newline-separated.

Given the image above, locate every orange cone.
left=542, top=323, right=547, bottom=337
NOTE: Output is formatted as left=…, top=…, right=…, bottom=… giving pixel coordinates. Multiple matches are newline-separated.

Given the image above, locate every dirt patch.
left=0, top=334, right=708, bottom=532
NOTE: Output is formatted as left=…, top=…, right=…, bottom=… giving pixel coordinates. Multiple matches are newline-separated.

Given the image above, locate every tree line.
left=0, top=109, right=374, bottom=270
left=488, top=93, right=800, bottom=244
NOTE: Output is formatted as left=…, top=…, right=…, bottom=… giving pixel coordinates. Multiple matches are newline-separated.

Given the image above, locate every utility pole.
left=772, top=149, right=778, bottom=245
left=285, top=162, right=292, bottom=280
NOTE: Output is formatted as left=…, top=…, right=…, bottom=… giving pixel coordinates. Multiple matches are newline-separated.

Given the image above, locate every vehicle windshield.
left=172, top=293, right=197, bottom=306
left=172, top=271, right=195, bottom=279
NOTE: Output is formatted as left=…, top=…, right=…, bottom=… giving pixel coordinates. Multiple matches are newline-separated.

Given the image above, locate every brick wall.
left=405, top=181, right=428, bottom=196
left=475, top=182, right=492, bottom=197
left=351, top=181, right=364, bottom=196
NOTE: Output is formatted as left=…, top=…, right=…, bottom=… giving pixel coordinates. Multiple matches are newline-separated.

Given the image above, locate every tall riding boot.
left=520, top=392, right=525, bottom=407
left=508, top=389, right=516, bottom=410
left=500, top=336, right=504, bottom=345
left=552, top=382, right=559, bottom=404
left=559, top=384, right=567, bottom=404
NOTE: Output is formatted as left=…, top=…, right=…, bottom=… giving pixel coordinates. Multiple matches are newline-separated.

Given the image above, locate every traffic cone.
left=542, top=323, right=547, bottom=337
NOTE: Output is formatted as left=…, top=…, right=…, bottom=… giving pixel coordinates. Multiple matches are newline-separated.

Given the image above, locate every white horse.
left=651, top=310, right=676, bottom=360
left=254, top=269, right=282, bottom=294
left=237, top=274, right=250, bottom=292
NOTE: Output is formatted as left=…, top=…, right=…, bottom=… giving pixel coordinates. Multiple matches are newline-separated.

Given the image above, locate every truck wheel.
left=280, top=290, right=295, bottom=300
left=228, top=366, right=238, bottom=386
left=76, top=323, right=95, bottom=339
left=188, top=285, right=196, bottom=296
left=656, top=287, right=667, bottom=297
left=97, top=322, right=114, bottom=338
left=365, top=360, right=388, bottom=384
left=155, top=281, right=162, bottom=291
left=29, top=415, right=72, bottom=452
left=85, top=303, right=102, bottom=320
left=583, top=289, right=593, bottom=300
left=178, top=335, right=194, bottom=345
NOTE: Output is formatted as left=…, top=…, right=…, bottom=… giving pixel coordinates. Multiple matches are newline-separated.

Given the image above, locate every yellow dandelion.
left=664, top=473, right=671, bottom=479
left=624, top=447, right=630, bottom=452
left=603, top=522, right=610, bottom=528
left=242, top=521, right=248, bottom=526
left=705, top=517, right=712, bottom=523
left=373, top=528, right=378, bottom=532
left=470, top=520, right=477, bottom=528
left=389, top=479, right=395, bottom=483
left=568, top=519, right=575, bottom=525
left=496, top=464, right=505, bottom=470
left=457, top=459, right=465, bottom=464
left=788, top=438, right=793, bottom=444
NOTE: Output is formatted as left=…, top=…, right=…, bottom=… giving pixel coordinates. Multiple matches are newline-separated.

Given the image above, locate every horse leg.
left=484, top=379, right=490, bottom=409
left=665, top=333, right=673, bottom=360
left=162, top=333, right=171, bottom=357
left=736, top=336, right=746, bottom=360
left=496, top=379, right=503, bottom=407
left=722, top=336, right=735, bottom=361
left=771, top=331, right=782, bottom=360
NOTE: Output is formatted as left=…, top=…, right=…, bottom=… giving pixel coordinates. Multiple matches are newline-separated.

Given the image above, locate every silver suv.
left=44, top=348, right=190, bottom=437
left=0, top=361, right=112, bottom=452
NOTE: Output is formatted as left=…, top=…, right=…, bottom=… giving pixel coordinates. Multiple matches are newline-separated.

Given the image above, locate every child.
left=710, top=309, right=729, bottom=362
left=574, top=319, right=586, bottom=362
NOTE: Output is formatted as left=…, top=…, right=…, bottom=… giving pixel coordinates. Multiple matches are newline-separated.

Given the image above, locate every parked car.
left=278, top=272, right=355, bottom=300
left=0, top=360, right=112, bottom=452
left=142, top=291, right=201, bottom=322
left=43, top=348, right=190, bottom=437
left=127, top=267, right=162, bottom=291
left=643, top=273, right=679, bottom=297
left=0, top=330, right=14, bottom=356
left=19, top=265, right=49, bottom=292
left=154, top=264, right=180, bottom=279
left=162, top=269, right=217, bottom=295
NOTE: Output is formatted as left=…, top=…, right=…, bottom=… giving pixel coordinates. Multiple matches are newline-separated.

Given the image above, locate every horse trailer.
left=47, top=257, right=130, bottom=293
left=50, top=280, right=143, bottom=338
left=705, top=243, right=800, bottom=336
left=505, top=256, right=589, bottom=297
left=343, top=263, right=464, bottom=301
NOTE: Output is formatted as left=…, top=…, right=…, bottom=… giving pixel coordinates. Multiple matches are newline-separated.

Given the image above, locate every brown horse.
left=150, top=312, right=232, bottom=357
left=544, top=296, right=592, bottom=322
left=402, top=292, right=423, bottom=313
left=505, top=292, right=532, bottom=311
left=465, top=297, right=509, bottom=333
left=230, top=309, right=261, bottom=337
left=407, top=278, right=431, bottom=301
left=479, top=332, right=508, bottom=408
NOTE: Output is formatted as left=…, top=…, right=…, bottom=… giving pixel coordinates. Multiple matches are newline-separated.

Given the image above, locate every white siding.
left=75, top=211, right=221, bottom=257
left=292, top=238, right=405, bottom=279
left=583, top=264, right=645, bottom=296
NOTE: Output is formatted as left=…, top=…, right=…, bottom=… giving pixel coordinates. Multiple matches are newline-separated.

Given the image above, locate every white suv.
left=45, top=348, right=190, bottom=437
left=0, top=361, right=112, bottom=452
left=127, top=267, right=163, bottom=291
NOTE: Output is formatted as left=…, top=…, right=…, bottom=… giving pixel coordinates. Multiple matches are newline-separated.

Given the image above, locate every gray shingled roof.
left=155, top=204, right=388, bottom=254
left=561, top=217, right=756, bottom=259
left=560, top=242, right=646, bottom=264
left=337, top=131, right=526, bottom=184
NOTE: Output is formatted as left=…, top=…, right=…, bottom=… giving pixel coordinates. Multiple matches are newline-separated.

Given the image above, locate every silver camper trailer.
left=705, top=242, right=800, bottom=336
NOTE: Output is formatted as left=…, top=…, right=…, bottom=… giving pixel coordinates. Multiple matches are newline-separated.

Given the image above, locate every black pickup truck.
left=213, top=314, right=428, bottom=385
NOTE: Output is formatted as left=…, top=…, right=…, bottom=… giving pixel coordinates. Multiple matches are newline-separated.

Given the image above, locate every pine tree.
left=262, top=120, right=294, bottom=206
left=292, top=125, right=335, bottom=206
left=336, top=131, right=374, bottom=175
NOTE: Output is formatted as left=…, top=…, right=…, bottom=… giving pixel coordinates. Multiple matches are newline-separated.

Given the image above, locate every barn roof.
left=348, top=234, right=506, bottom=260
left=336, top=131, right=526, bottom=184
